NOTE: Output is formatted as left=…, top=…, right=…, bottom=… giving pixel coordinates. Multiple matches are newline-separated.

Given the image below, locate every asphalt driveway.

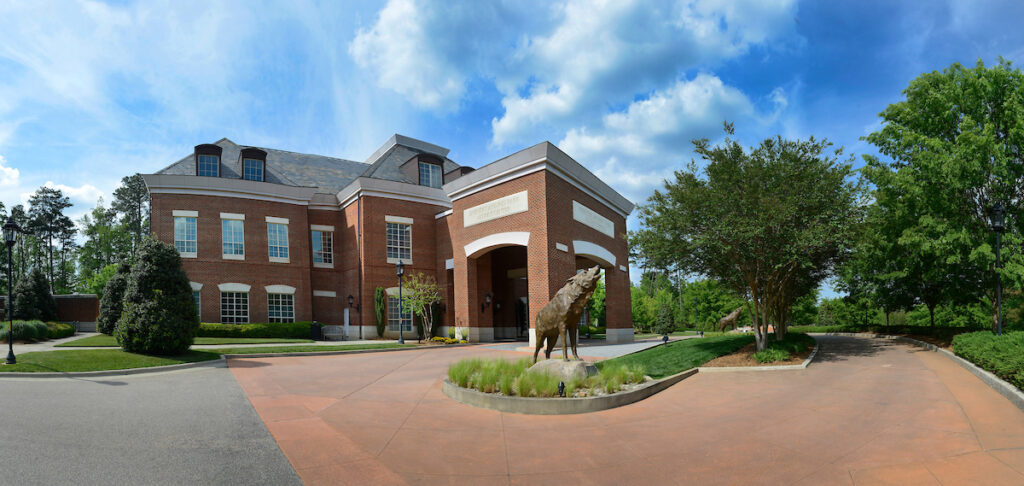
left=0, top=365, right=299, bottom=485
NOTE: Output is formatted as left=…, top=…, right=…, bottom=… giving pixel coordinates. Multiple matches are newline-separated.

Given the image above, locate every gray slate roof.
left=157, top=136, right=458, bottom=195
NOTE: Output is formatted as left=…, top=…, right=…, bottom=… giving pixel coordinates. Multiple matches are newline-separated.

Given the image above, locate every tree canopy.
left=632, top=124, right=865, bottom=350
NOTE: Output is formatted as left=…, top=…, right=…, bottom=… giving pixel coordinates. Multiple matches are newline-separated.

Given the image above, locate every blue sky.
left=2, top=0, right=1023, bottom=291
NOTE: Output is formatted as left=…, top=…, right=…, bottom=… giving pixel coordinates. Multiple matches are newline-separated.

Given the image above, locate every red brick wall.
left=55, top=295, right=99, bottom=322
left=151, top=194, right=312, bottom=323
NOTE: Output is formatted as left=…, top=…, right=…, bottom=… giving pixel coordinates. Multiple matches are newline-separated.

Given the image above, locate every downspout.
left=357, top=195, right=363, bottom=340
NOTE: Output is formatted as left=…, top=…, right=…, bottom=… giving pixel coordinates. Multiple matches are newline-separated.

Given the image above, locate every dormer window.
left=243, top=159, right=263, bottom=181
left=194, top=144, right=223, bottom=177
left=240, top=148, right=267, bottom=182
left=418, top=161, right=442, bottom=188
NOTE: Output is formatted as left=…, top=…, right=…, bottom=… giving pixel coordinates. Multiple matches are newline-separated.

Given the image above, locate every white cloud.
left=42, top=181, right=104, bottom=205
left=0, top=155, right=20, bottom=188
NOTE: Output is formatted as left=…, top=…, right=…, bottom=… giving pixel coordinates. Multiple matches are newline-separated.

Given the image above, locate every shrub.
left=953, top=331, right=1024, bottom=391
left=0, top=320, right=49, bottom=341
left=374, top=287, right=387, bottom=337
left=197, top=321, right=311, bottom=339
left=754, top=348, right=790, bottom=363
left=96, top=261, right=131, bottom=335
left=46, top=322, right=75, bottom=339
left=448, top=357, right=646, bottom=397
left=12, top=268, right=57, bottom=322
left=114, top=238, right=199, bottom=355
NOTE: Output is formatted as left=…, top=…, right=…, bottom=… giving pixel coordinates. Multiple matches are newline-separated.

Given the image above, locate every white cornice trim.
left=435, top=209, right=453, bottom=219
left=464, top=231, right=530, bottom=258
left=218, top=282, right=251, bottom=292
left=443, top=143, right=634, bottom=218
left=143, top=174, right=317, bottom=206
left=265, top=216, right=289, bottom=224
left=173, top=210, right=198, bottom=217
left=310, top=224, right=334, bottom=232
left=265, top=284, right=296, bottom=295
left=337, top=177, right=452, bottom=210
left=190, top=282, right=203, bottom=291
left=221, top=212, right=245, bottom=220
left=572, top=240, right=616, bottom=268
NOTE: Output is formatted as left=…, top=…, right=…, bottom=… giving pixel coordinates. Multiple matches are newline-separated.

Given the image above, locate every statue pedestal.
left=529, top=359, right=598, bottom=381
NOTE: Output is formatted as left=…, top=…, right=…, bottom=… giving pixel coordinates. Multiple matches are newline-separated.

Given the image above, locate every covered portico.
left=441, top=142, right=634, bottom=344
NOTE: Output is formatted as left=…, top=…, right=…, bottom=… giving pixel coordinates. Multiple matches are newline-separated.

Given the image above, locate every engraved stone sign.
left=463, top=191, right=529, bottom=227
left=572, top=201, right=614, bottom=238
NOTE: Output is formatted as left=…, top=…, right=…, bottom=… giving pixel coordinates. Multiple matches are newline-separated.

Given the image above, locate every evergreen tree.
left=115, top=239, right=198, bottom=355
left=12, top=267, right=56, bottom=321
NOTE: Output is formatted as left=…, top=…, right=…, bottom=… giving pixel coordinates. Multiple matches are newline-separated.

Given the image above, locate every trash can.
left=310, top=321, right=323, bottom=341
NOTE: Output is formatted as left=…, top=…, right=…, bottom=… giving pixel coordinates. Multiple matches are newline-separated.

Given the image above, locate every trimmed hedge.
left=197, top=321, right=312, bottom=339
left=46, top=322, right=75, bottom=339
left=952, top=331, right=1024, bottom=391
left=0, top=320, right=49, bottom=341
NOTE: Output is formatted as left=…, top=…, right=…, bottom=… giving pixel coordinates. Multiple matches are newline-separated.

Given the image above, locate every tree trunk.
left=885, top=311, right=890, bottom=327
left=928, top=304, right=935, bottom=327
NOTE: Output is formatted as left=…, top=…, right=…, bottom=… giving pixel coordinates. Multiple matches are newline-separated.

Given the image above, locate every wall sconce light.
left=481, top=293, right=492, bottom=313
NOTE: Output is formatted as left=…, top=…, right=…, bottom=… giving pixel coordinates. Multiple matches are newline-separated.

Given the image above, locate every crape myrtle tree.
left=114, top=238, right=198, bottom=355
left=860, top=58, right=1024, bottom=330
left=399, top=272, right=443, bottom=342
left=632, top=123, right=865, bottom=351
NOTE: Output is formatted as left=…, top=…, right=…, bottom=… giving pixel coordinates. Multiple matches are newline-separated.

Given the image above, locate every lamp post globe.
left=3, top=217, right=19, bottom=365
left=990, top=203, right=1006, bottom=336
left=396, top=261, right=405, bottom=344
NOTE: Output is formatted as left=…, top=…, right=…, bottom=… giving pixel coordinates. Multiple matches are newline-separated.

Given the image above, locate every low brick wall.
left=0, top=294, right=99, bottom=324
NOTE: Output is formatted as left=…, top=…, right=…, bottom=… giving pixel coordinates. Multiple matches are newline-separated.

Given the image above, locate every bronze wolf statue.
left=533, top=266, right=602, bottom=363
left=718, top=307, right=743, bottom=332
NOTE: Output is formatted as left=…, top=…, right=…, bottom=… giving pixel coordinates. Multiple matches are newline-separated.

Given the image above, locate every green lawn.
left=0, top=349, right=222, bottom=373
left=56, top=335, right=314, bottom=347
left=210, top=343, right=417, bottom=354
left=596, top=334, right=754, bottom=379
left=633, top=330, right=728, bottom=339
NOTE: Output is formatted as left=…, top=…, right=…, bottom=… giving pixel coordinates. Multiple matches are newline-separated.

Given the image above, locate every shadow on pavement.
left=812, top=335, right=885, bottom=362
left=224, top=359, right=272, bottom=368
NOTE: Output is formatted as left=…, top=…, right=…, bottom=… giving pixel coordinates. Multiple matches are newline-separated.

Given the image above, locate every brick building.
left=143, top=134, right=634, bottom=344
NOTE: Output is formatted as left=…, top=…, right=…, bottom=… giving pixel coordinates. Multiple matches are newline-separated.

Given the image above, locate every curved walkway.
left=229, top=335, right=1024, bottom=485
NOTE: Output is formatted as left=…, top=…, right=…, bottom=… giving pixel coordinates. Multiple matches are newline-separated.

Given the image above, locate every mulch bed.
left=701, top=342, right=814, bottom=367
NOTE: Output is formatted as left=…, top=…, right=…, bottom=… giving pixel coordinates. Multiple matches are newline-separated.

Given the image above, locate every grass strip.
left=56, top=335, right=314, bottom=347
left=209, top=343, right=417, bottom=354
left=0, top=349, right=221, bottom=373
left=596, top=334, right=753, bottom=379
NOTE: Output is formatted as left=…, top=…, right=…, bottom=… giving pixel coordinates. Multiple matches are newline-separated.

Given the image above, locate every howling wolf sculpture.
left=718, top=307, right=743, bottom=332
left=533, top=266, right=603, bottom=363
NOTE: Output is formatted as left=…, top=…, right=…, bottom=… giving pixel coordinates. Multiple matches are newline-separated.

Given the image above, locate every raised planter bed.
left=442, top=367, right=698, bottom=415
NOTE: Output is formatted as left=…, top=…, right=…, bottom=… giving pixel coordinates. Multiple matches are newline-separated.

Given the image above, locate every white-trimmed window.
left=243, top=158, right=264, bottom=182
left=173, top=211, right=197, bottom=258
left=268, top=294, right=295, bottom=322
left=197, top=154, right=219, bottom=177
left=312, top=227, right=333, bottom=267
left=385, top=216, right=412, bottom=263
left=221, top=213, right=245, bottom=259
left=220, top=292, right=248, bottom=324
left=193, top=291, right=201, bottom=318
left=387, top=295, right=413, bottom=332
left=419, top=161, right=442, bottom=188
left=266, top=217, right=289, bottom=263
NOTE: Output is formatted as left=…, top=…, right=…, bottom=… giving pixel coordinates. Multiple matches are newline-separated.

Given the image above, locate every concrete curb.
left=811, top=332, right=1024, bottom=414
left=0, top=358, right=227, bottom=378
left=442, top=367, right=699, bottom=415
left=0, top=343, right=476, bottom=378
left=698, top=340, right=820, bottom=373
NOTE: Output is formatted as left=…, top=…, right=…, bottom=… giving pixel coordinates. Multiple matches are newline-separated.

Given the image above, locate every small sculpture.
left=533, top=266, right=602, bottom=363
left=718, top=307, right=743, bottom=332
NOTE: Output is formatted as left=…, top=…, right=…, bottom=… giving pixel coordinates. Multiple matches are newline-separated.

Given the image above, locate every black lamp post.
left=4, top=217, right=19, bottom=365
left=396, top=261, right=405, bottom=344
left=987, top=203, right=1003, bottom=337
